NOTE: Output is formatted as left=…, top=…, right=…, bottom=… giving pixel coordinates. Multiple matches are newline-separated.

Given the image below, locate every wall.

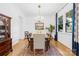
left=57, top=3, right=73, bottom=49
left=0, top=3, right=25, bottom=45
left=0, top=3, right=52, bottom=45
left=50, top=14, right=56, bottom=38
left=0, top=3, right=73, bottom=48
left=22, top=16, right=51, bottom=34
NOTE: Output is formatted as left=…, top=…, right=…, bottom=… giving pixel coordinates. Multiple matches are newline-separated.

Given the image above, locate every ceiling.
left=15, top=3, right=67, bottom=16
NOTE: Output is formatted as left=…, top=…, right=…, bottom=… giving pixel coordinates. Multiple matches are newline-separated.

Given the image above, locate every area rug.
left=18, top=45, right=62, bottom=56
left=47, top=46, right=62, bottom=56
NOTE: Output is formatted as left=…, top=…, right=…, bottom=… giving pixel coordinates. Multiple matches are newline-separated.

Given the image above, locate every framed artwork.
left=35, top=21, right=44, bottom=30
left=66, top=10, right=73, bottom=33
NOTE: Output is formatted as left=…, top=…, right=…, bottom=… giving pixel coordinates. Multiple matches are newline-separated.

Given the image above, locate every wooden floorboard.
left=8, top=39, right=75, bottom=56
left=50, top=39, right=75, bottom=56
left=8, top=39, right=28, bottom=56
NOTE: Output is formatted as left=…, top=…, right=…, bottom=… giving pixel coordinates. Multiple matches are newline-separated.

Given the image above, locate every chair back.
left=33, top=34, right=45, bottom=49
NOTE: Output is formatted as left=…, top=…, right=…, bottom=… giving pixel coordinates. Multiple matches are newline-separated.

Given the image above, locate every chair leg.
left=34, top=49, right=35, bottom=56
left=43, top=49, right=45, bottom=56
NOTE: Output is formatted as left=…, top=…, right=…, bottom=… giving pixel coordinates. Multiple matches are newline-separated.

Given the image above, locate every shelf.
left=0, top=33, right=5, bottom=35
left=0, top=26, right=5, bottom=29
left=0, top=13, right=12, bottom=55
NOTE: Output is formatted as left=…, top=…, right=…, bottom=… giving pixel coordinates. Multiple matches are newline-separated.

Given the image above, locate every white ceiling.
left=15, top=3, right=67, bottom=16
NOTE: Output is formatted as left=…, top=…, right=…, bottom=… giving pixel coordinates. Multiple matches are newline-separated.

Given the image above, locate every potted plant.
left=46, top=24, right=55, bottom=39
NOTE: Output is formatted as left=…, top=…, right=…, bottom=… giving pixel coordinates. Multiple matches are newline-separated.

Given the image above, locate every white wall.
left=50, top=14, right=56, bottom=38
left=22, top=16, right=51, bottom=33
left=0, top=3, right=25, bottom=45
left=0, top=3, right=51, bottom=45
left=58, top=3, right=73, bottom=49
left=50, top=3, right=74, bottom=50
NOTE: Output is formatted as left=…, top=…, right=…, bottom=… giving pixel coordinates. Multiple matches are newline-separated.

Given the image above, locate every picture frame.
left=35, top=21, right=44, bottom=30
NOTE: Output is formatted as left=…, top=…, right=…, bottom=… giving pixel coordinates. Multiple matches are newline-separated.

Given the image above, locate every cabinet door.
left=0, top=17, right=5, bottom=40
left=0, top=14, right=11, bottom=39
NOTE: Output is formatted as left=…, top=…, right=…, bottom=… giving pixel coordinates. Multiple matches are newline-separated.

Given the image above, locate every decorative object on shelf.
left=0, top=13, right=12, bottom=55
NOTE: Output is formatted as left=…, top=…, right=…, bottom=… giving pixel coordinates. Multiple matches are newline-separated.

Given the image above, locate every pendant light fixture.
left=38, top=4, right=41, bottom=21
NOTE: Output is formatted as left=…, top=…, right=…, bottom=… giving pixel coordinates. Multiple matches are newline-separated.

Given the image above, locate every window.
left=58, top=16, right=63, bottom=32
left=66, top=10, right=73, bottom=33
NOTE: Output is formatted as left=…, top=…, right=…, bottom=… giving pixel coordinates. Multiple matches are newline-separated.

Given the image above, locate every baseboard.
left=12, top=40, right=19, bottom=46
left=12, top=38, right=24, bottom=46
left=58, top=40, right=72, bottom=50
left=58, top=41, right=72, bottom=50
left=56, top=40, right=75, bottom=56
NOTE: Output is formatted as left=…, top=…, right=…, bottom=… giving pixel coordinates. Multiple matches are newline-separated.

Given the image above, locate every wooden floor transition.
left=8, top=39, right=75, bottom=56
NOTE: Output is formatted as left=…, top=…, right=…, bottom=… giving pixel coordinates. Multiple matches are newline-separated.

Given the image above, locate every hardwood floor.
left=50, top=40, right=75, bottom=56
left=8, top=39, right=28, bottom=56
left=8, top=39, right=75, bottom=56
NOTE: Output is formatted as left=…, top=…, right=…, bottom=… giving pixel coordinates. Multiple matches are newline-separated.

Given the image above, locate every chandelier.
left=38, top=5, right=41, bottom=21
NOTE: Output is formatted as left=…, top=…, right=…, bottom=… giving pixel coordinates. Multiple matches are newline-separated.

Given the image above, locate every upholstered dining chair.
left=33, top=34, right=45, bottom=55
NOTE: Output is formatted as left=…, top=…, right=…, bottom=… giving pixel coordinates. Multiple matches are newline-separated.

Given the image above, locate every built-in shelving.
left=0, top=13, right=12, bottom=55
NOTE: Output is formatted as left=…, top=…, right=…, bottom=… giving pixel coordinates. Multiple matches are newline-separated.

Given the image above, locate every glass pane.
left=66, top=10, right=73, bottom=33
left=58, top=16, right=63, bottom=32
